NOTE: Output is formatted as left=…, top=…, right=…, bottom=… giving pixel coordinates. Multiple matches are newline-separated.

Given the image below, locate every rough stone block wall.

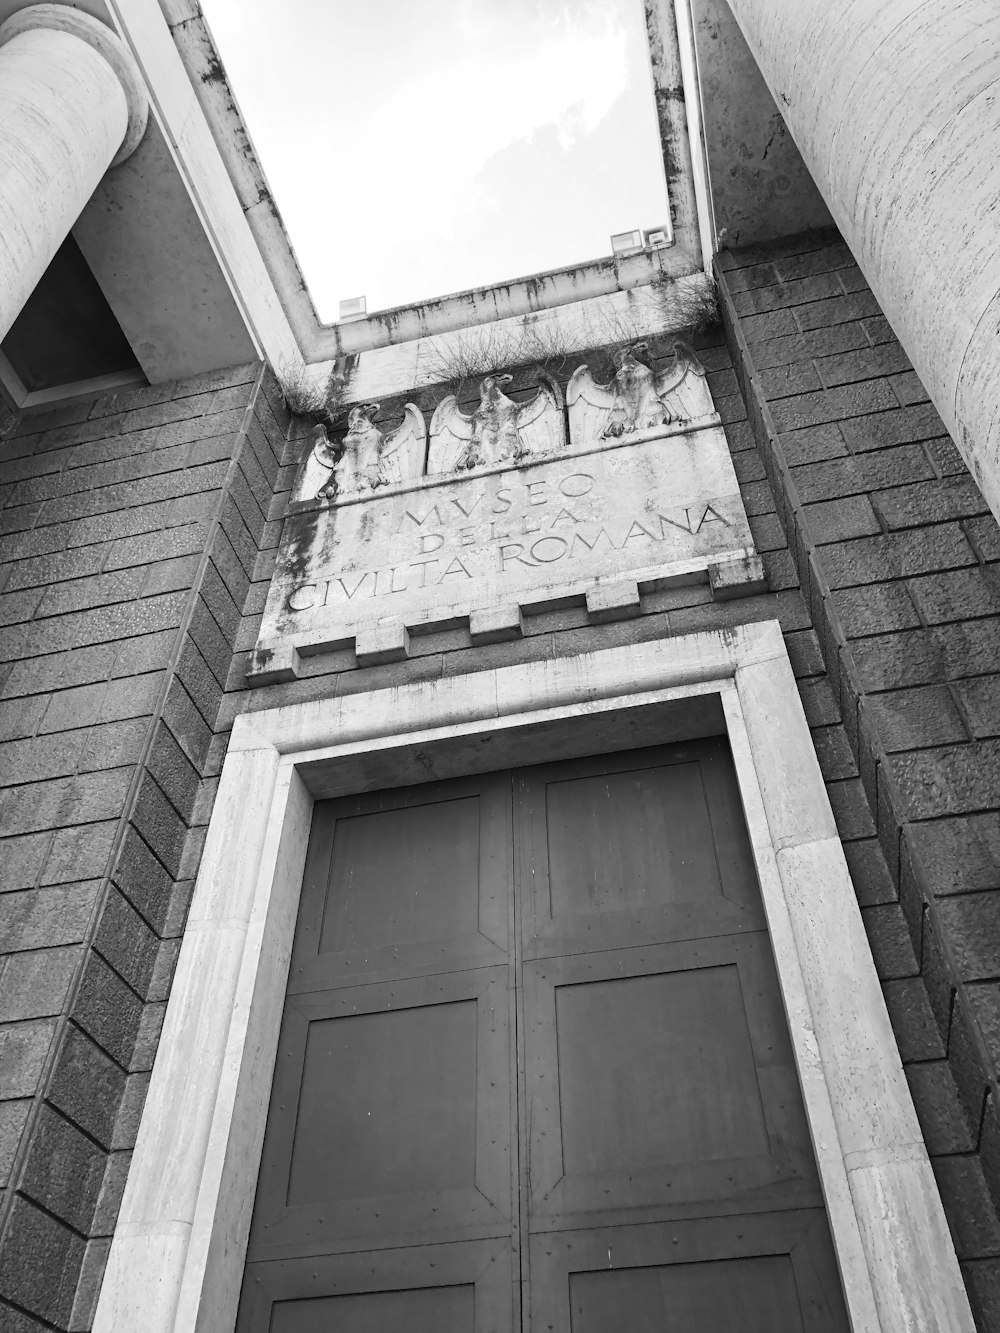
left=717, top=230, right=1000, bottom=1330
left=0, top=363, right=288, bottom=1331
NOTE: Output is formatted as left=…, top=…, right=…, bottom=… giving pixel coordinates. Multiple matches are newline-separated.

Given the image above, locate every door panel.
left=320, top=799, right=482, bottom=950
left=289, top=773, right=511, bottom=991
left=247, top=968, right=513, bottom=1260
left=518, top=742, right=766, bottom=957
left=523, top=935, right=819, bottom=1228
left=530, top=1212, right=849, bottom=1332
left=288, top=1000, right=478, bottom=1205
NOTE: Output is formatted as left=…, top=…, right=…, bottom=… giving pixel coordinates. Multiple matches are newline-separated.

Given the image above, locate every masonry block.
left=948, top=993, right=993, bottom=1128
left=68, top=1237, right=112, bottom=1333
left=756, top=325, right=870, bottom=373
left=861, top=902, right=919, bottom=978
left=355, top=618, right=410, bottom=666
left=831, top=582, right=920, bottom=638
left=812, top=724, right=858, bottom=781
left=963, top=1257, right=1000, bottom=1330
left=470, top=604, right=524, bottom=644
left=890, top=740, right=1000, bottom=821
left=882, top=978, right=945, bottom=1061
left=905, top=1062, right=977, bottom=1154
left=955, top=676, right=1000, bottom=739
left=20, top=1105, right=107, bottom=1234
left=111, top=1071, right=150, bottom=1153
left=866, top=684, right=968, bottom=752
left=0, top=885, right=101, bottom=953
left=585, top=580, right=642, bottom=622
left=758, top=362, right=821, bottom=397
left=732, top=270, right=845, bottom=316
left=0, top=1019, right=58, bottom=1100
left=0, top=1099, right=31, bottom=1186
left=0, top=1195, right=85, bottom=1327
left=873, top=477, right=988, bottom=529
left=779, top=422, right=849, bottom=465
left=819, top=338, right=912, bottom=383
left=147, top=721, right=201, bottom=817
left=74, top=952, right=143, bottom=1069
left=823, top=525, right=976, bottom=589
left=839, top=401, right=947, bottom=451
left=935, top=619, right=1000, bottom=679
left=794, top=291, right=881, bottom=329
left=937, top=1146, right=1000, bottom=1257
left=0, top=948, right=81, bottom=1023
left=47, top=1024, right=127, bottom=1150
left=935, top=894, right=1000, bottom=982
left=802, top=494, right=881, bottom=544
left=825, top=777, right=878, bottom=840
left=849, top=629, right=942, bottom=692
left=966, top=986, right=1000, bottom=1072
left=246, top=642, right=299, bottom=687
left=131, top=772, right=188, bottom=880
left=921, top=917, right=956, bottom=1040
left=909, top=566, right=1000, bottom=625
left=708, top=552, right=767, bottom=600
left=795, top=445, right=935, bottom=504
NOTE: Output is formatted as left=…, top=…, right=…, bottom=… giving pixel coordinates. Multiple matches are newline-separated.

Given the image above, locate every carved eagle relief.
left=428, top=373, right=565, bottom=475
left=304, top=402, right=426, bottom=501
left=567, top=340, right=709, bottom=448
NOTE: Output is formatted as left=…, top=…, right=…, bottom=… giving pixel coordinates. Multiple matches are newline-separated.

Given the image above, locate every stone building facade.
left=0, top=2, right=998, bottom=1331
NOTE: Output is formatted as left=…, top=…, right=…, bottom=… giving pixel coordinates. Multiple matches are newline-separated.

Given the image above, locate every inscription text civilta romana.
left=284, top=469, right=733, bottom=612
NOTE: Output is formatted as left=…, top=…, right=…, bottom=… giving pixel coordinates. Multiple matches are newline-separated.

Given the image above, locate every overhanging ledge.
left=93, top=622, right=973, bottom=1333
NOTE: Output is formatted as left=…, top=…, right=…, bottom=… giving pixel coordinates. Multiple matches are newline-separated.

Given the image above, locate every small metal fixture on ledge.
left=338, top=295, right=367, bottom=322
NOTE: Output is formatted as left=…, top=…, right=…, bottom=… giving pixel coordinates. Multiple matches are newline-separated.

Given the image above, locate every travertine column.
left=723, top=0, right=1000, bottom=523
left=0, top=4, right=147, bottom=341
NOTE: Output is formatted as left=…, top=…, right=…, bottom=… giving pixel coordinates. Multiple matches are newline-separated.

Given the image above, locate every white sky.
left=199, top=0, right=670, bottom=322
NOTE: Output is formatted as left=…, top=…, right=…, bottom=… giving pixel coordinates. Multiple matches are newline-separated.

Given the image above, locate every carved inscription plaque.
left=249, top=424, right=757, bottom=682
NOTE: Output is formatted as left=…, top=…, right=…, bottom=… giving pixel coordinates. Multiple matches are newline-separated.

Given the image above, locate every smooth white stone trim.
left=93, top=622, right=974, bottom=1332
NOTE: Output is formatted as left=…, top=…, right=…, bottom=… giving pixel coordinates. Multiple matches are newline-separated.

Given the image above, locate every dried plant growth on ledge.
left=278, top=359, right=339, bottom=425
left=422, top=272, right=717, bottom=397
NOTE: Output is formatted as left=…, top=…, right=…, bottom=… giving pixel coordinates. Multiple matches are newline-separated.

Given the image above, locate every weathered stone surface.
left=469, top=604, right=523, bottom=644
left=354, top=618, right=410, bottom=667
left=585, top=579, right=642, bottom=623
left=250, top=424, right=756, bottom=677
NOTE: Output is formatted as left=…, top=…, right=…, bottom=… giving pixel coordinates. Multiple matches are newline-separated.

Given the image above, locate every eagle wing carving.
left=654, top=340, right=711, bottom=423
left=511, top=374, right=566, bottom=459
left=566, top=365, right=618, bottom=446
left=299, top=423, right=345, bottom=501
left=427, top=395, right=477, bottom=475
left=376, top=403, right=427, bottom=486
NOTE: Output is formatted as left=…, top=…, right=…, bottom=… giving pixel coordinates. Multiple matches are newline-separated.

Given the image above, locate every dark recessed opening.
left=1, top=235, right=142, bottom=394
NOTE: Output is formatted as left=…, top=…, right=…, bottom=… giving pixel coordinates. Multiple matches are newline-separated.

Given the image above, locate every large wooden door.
left=238, top=739, right=849, bottom=1331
